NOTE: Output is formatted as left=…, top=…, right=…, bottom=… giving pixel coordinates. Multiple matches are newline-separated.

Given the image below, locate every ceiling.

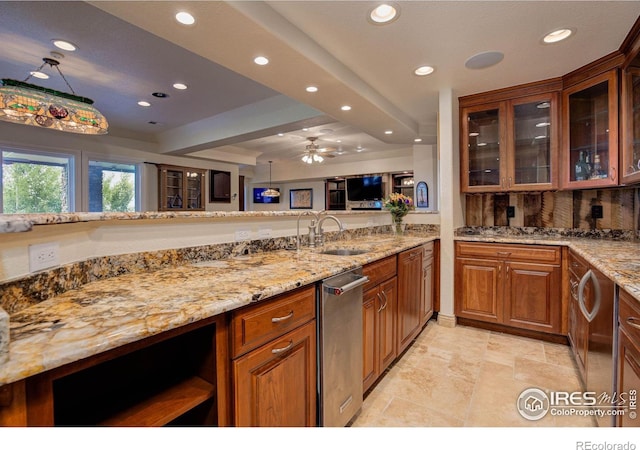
left=1, top=1, right=639, bottom=168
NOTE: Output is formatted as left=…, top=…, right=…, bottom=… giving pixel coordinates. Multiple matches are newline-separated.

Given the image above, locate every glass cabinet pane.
left=467, top=109, right=501, bottom=187
left=567, top=80, right=610, bottom=183
left=512, top=100, right=551, bottom=185
left=624, top=68, right=640, bottom=181
left=166, top=169, right=184, bottom=209
left=186, top=171, right=202, bottom=209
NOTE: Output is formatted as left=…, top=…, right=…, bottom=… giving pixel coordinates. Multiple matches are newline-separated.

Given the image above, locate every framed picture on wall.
left=416, top=181, right=428, bottom=208
left=290, top=188, right=313, bottom=209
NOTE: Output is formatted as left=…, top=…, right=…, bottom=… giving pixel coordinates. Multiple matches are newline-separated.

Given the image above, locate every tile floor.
left=352, top=320, right=595, bottom=427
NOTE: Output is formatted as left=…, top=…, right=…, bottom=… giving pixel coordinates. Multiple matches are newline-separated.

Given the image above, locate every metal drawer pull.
left=627, top=317, right=640, bottom=330
left=271, top=340, right=294, bottom=354
left=271, top=311, right=294, bottom=323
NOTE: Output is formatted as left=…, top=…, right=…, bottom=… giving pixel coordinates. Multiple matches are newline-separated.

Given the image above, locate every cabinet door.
left=506, top=93, right=559, bottom=191
left=455, top=257, right=502, bottom=323
left=461, top=102, right=507, bottom=192
left=421, top=254, right=434, bottom=328
left=562, top=70, right=619, bottom=188
left=617, top=329, right=640, bottom=427
left=621, top=67, right=640, bottom=184
left=233, top=321, right=316, bottom=427
left=362, top=288, right=378, bottom=392
left=502, top=261, right=561, bottom=333
left=397, top=248, right=423, bottom=354
left=378, top=277, right=397, bottom=374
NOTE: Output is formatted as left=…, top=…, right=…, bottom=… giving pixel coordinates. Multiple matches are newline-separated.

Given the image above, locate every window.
left=1, top=150, right=75, bottom=213
left=88, top=160, right=138, bottom=212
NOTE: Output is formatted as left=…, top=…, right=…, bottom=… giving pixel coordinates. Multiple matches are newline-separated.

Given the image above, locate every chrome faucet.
left=316, top=214, right=345, bottom=247
left=296, top=210, right=320, bottom=250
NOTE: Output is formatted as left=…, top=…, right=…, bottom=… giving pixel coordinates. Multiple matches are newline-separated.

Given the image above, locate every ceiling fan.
left=301, top=137, right=338, bottom=164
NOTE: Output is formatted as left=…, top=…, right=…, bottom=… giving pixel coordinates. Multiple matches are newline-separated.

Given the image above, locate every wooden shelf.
left=100, top=376, right=215, bottom=427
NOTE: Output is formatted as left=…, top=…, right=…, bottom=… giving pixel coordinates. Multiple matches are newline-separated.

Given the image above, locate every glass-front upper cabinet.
left=507, top=94, right=559, bottom=191
left=621, top=66, right=640, bottom=184
left=461, top=93, right=559, bottom=193
left=461, top=102, right=506, bottom=192
left=562, top=70, right=619, bottom=188
left=158, top=164, right=205, bottom=211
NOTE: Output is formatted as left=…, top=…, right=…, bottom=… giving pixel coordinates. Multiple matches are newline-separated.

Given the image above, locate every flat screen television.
left=347, top=176, right=383, bottom=201
left=253, top=187, right=280, bottom=203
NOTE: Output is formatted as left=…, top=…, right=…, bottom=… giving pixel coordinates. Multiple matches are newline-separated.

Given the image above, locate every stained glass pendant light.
left=262, top=160, right=280, bottom=198
left=0, top=57, right=108, bottom=135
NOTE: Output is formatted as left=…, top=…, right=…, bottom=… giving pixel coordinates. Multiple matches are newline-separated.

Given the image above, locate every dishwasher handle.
left=578, top=269, right=601, bottom=323
left=323, top=275, right=369, bottom=296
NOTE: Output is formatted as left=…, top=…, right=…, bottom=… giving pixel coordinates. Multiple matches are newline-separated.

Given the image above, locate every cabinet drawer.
left=619, top=289, right=640, bottom=344
left=363, top=255, right=397, bottom=287
left=231, top=285, right=315, bottom=358
left=455, top=241, right=560, bottom=264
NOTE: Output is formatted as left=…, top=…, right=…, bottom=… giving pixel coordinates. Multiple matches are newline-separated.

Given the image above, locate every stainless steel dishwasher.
left=318, top=267, right=369, bottom=427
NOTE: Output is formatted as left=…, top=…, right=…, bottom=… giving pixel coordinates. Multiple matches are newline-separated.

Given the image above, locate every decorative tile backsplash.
left=465, top=187, right=639, bottom=232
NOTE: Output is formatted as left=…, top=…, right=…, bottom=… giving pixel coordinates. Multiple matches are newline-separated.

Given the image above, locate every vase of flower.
left=384, top=193, right=414, bottom=236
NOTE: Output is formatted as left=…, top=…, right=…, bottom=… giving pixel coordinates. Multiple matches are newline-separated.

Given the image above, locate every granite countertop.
left=455, top=233, right=640, bottom=303
left=0, top=234, right=437, bottom=387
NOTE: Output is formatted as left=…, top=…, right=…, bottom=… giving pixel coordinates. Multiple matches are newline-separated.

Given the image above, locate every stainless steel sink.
left=320, top=248, right=369, bottom=256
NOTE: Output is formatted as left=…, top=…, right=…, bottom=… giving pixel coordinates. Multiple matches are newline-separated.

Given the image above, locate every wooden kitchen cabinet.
left=362, top=278, right=397, bottom=393
left=460, top=81, right=561, bottom=193
left=362, top=256, right=397, bottom=392
left=616, top=289, right=640, bottom=427
left=420, top=242, right=435, bottom=327
left=20, top=314, right=230, bottom=426
left=621, top=66, right=640, bottom=185
left=325, top=178, right=346, bottom=210
left=397, top=246, right=423, bottom=355
left=158, top=164, right=206, bottom=211
left=562, top=69, right=619, bottom=188
left=231, top=285, right=316, bottom=427
left=455, top=242, right=562, bottom=335
left=0, top=381, right=27, bottom=426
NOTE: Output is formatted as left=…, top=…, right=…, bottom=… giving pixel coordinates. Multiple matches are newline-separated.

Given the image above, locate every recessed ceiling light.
left=465, top=51, right=504, bottom=70
left=302, top=128, right=309, bottom=131
left=414, top=66, right=435, bottom=76
left=384, top=130, right=393, bottom=135
left=341, top=105, right=352, bottom=111
left=543, top=28, right=573, bottom=44
left=138, top=101, right=151, bottom=107
left=277, top=133, right=284, bottom=137
left=337, top=140, right=342, bottom=143
left=369, top=3, right=399, bottom=24
left=30, top=71, right=49, bottom=80
left=356, top=147, right=364, bottom=152
left=172, top=83, right=188, bottom=90
left=254, top=56, right=269, bottom=66
left=306, top=86, right=318, bottom=93
left=414, top=138, right=422, bottom=143
left=175, top=12, right=195, bottom=25
left=52, top=39, right=77, bottom=52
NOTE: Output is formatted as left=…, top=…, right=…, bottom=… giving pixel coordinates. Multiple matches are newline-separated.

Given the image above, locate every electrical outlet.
left=592, top=205, right=603, bottom=219
left=29, top=242, right=60, bottom=272
left=234, top=230, right=251, bottom=241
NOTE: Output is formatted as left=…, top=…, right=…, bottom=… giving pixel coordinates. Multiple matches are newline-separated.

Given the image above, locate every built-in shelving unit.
left=325, top=178, right=346, bottom=210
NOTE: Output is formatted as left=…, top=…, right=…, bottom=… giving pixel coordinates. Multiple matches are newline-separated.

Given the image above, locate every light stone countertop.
left=0, top=234, right=437, bottom=386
